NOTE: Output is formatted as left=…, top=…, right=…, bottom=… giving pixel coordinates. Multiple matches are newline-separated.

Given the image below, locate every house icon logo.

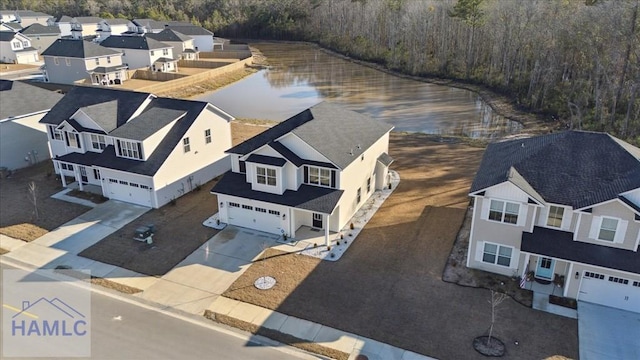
left=11, top=297, right=88, bottom=337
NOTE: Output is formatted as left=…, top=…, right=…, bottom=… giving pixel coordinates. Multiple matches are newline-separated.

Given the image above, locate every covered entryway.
left=578, top=271, right=640, bottom=313
left=104, top=178, right=153, bottom=207
left=535, top=257, right=555, bottom=280
left=312, top=213, right=323, bottom=229
left=226, top=202, right=282, bottom=235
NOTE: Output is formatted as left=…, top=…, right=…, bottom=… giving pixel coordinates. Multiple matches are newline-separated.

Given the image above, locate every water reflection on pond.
left=198, top=42, right=522, bottom=139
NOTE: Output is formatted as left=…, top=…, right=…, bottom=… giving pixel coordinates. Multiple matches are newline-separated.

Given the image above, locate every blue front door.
left=536, top=257, right=555, bottom=280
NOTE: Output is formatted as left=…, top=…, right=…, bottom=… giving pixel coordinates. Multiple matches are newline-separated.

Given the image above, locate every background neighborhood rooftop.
left=100, top=35, right=171, bottom=50
left=0, top=80, right=63, bottom=120
left=42, top=39, right=121, bottom=58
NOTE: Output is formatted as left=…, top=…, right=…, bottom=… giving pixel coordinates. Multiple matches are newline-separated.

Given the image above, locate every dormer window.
left=162, top=49, right=168, bottom=56
left=546, top=206, right=564, bottom=228
left=304, top=165, right=335, bottom=188
left=256, top=167, right=276, bottom=186
left=90, top=134, right=106, bottom=150
left=598, top=217, right=618, bottom=242
left=116, top=139, right=142, bottom=160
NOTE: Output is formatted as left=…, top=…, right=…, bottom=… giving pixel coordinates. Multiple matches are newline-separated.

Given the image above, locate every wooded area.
left=4, top=0, right=639, bottom=143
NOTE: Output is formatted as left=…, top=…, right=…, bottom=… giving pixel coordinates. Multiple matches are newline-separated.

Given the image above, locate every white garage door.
left=227, top=202, right=282, bottom=234
left=106, top=179, right=152, bottom=207
left=578, top=271, right=640, bottom=313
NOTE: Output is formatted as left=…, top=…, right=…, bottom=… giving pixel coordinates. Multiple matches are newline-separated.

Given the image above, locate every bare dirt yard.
left=222, top=132, right=578, bottom=360
left=0, top=63, right=40, bottom=73
left=77, top=122, right=270, bottom=276
left=0, top=162, right=89, bottom=244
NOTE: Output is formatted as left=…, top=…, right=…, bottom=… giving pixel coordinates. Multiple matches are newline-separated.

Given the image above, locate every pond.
left=198, top=42, right=522, bottom=139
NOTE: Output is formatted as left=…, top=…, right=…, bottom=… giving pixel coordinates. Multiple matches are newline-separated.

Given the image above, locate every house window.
left=307, top=166, right=331, bottom=187
left=584, top=271, right=605, bottom=280
left=242, top=204, right=253, bottom=210
left=488, top=200, right=519, bottom=224
left=53, top=57, right=59, bottom=65
left=107, top=56, right=111, bottom=64
left=255, top=207, right=267, bottom=213
left=598, top=217, right=618, bottom=241
left=546, top=206, right=564, bottom=228
left=608, top=276, right=629, bottom=285
left=357, top=188, right=361, bottom=203
left=129, top=182, right=139, bottom=188
left=60, top=163, right=73, bottom=171
left=182, top=137, right=190, bottom=152
left=95, top=58, right=99, bottom=65
left=162, top=49, right=168, bottom=56
left=150, top=50, right=154, bottom=56
left=140, top=184, right=150, bottom=190
left=367, top=177, right=371, bottom=193
left=118, top=180, right=128, bottom=185
left=268, top=209, right=280, bottom=216
left=204, top=129, right=211, bottom=144
left=109, top=178, right=117, bottom=183
left=22, top=41, right=29, bottom=47
left=239, top=160, right=246, bottom=173
left=65, top=131, right=80, bottom=148
left=482, top=243, right=512, bottom=267
left=65, top=58, right=71, bottom=66
left=229, top=202, right=240, bottom=208
left=12, top=41, right=20, bottom=48
left=93, top=168, right=100, bottom=179
left=90, top=134, right=106, bottom=150
left=50, top=127, right=63, bottom=140
left=116, top=139, right=142, bottom=159
left=257, top=167, right=277, bottom=186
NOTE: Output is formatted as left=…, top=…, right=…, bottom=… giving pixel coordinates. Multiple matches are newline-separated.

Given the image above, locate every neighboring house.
left=48, top=15, right=73, bottom=37
left=0, top=31, right=38, bottom=63
left=41, top=39, right=126, bottom=85
left=165, top=25, right=214, bottom=52
left=0, top=10, right=17, bottom=23
left=15, top=10, right=52, bottom=27
left=0, top=22, right=21, bottom=32
left=96, top=18, right=133, bottom=41
left=0, top=80, right=63, bottom=170
left=211, top=102, right=394, bottom=245
left=467, top=131, right=640, bottom=313
left=70, top=16, right=102, bottom=39
left=100, top=35, right=177, bottom=72
left=145, top=28, right=199, bottom=60
left=130, top=19, right=192, bottom=34
left=39, top=86, right=233, bottom=208
left=19, top=23, right=60, bottom=53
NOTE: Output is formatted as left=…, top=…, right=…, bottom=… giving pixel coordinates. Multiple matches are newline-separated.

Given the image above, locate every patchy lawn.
left=222, top=133, right=578, bottom=360
left=0, top=63, right=39, bottom=73
left=0, top=162, right=90, bottom=242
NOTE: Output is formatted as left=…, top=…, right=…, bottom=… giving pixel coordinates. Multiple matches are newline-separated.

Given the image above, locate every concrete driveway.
left=137, top=226, right=279, bottom=314
left=4, top=200, right=149, bottom=268
left=578, top=302, right=640, bottom=360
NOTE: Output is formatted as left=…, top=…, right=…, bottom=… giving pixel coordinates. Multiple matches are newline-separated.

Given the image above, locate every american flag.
left=519, top=267, right=527, bottom=289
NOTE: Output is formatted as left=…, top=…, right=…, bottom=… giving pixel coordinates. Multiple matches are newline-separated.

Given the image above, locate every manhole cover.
left=254, top=276, right=276, bottom=290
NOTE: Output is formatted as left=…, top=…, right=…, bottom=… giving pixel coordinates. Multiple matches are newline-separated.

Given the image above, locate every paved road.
left=0, top=262, right=317, bottom=360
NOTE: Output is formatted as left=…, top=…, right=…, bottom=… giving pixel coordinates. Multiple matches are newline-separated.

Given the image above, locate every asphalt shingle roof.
left=245, top=154, right=287, bottom=167
left=377, top=152, right=394, bottom=167
left=470, top=131, right=640, bottom=209
left=211, top=172, right=344, bottom=214
left=73, top=17, right=103, bottom=24
left=20, top=23, right=60, bottom=35
left=522, top=226, right=640, bottom=275
left=0, top=31, right=16, bottom=41
left=77, top=100, right=119, bottom=133
left=164, top=25, right=212, bottom=36
left=109, top=107, right=186, bottom=141
left=54, top=15, right=73, bottom=23
left=42, top=39, right=121, bottom=58
left=16, top=10, right=51, bottom=18
left=227, top=102, right=394, bottom=170
left=102, top=19, right=131, bottom=25
left=3, top=22, right=22, bottom=30
left=100, top=35, right=170, bottom=50
left=0, top=80, right=63, bottom=120
left=146, top=28, right=191, bottom=42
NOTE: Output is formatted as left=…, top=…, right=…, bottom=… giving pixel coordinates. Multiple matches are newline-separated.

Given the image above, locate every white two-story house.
left=41, top=39, right=126, bottom=85
left=39, top=86, right=233, bottom=208
left=15, top=10, right=52, bottom=27
left=146, top=28, right=199, bottom=60
left=99, top=35, right=178, bottom=72
left=211, top=102, right=394, bottom=246
left=48, top=15, right=73, bottom=37
left=96, top=18, right=133, bottom=41
left=467, top=131, right=640, bottom=313
left=70, top=16, right=102, bottom=39
left=0, top=30, right=38, bottom=63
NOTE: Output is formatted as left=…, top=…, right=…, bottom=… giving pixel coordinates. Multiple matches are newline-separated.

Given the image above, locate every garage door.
left=578, top=271, right=640, bottom=313
left=106, top=178, right=152, bottom=207
left=227, top=202, right=282, bottom=234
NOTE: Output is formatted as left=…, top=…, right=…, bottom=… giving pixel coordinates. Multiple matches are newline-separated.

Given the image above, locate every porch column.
left=60, top=170, right=67, bottom=187
left=74, top=166, right=83, bottom=191
left=289, top=208, right=295, bottom=238
left=563, top=262, right=574, bottom=298
left=324, top=214, right=330, bottom=247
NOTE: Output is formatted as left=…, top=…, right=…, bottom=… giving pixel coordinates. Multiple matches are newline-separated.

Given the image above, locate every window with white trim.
left=140, top=184, right=150, bottom=190
left=367, top=177, right=371, bottom=193
left=482, top=242, right=512, bottom=267
left=204, top=129, right=211, bottom=144
left=546, top=206, right=564, bottom=228
left=162, top=49, right=168, bottom=56
left=107, top=56, right=111, bottom=64
left=489, top=200, right=519, bottom=224
left=95, top=58, right=99, bottom=65
left=598, top=217, right=618, bottom=242
left=183, top=137, right=190, bottom=153
left=93, top=168, right=100, bottom=179
left=308, top=166, right=331, bottom=187
left=242, top=204, right=253, bottom=210
left=268, top=209, right=280, bottom=216
left=90, top=134, right=106, bottom=150
left=53, top=57, right=59, bottom=65
left=65, top=58, right=71, bottom=66
left=118, top=180, right=128, bottom=185
left=108, top=178, right=117, bottom=183
left=257, top=167, right=276, bottom=186
left=66, top=131, right=80, bottom=148
left=150, top=50, right=154, bottom=56
left=116, top=139, right=142, bottom=159
left=50, top=126, right=63, bottom=140
left=60, top=163, right=73, bottom=171
left=357, top=188, right=361, bottom=203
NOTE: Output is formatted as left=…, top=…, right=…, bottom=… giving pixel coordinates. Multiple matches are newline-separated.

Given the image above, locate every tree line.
left=4, top=0, right=639, bottom=144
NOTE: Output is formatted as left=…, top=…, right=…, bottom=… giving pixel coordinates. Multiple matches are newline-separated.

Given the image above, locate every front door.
left=536, top=257, right=555, bottom=280
left=79, top=166, right=88, bottom=183
left=312, top=213, right=323, bottom=229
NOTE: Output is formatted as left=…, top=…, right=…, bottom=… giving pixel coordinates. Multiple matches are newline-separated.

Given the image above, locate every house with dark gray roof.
left=47, top=15, right=73, bottom=37
left=70, top=16, right=102, bottom=39
left=0, top=30, right=38, bottom=63
left=0, top=22, right=22, bottom=32
left=165, top=25, right=214, bottom=52
left=0, top=80, right=63, bottom=170
left=96, top=18, right=133, bottom=41
left=467, top=131, right=640, bottom=313
left=41, top=39, right=126, bottom=85
left=211, top=101, right=394, bottom=246
left=100, top=35, right=177, bottom=72
left=15, top=10, right=52, bottom=27
left=0, top=10, right=17, bottom=23
left=19, top=23, right=61, bottom=53
left=146, top=28, right=198, bottom=60
left=40, top=86, right=233, bottom=208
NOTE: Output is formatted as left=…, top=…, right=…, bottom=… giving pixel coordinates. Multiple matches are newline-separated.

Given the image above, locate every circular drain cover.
left=254, top=276, right=276, bottom=290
